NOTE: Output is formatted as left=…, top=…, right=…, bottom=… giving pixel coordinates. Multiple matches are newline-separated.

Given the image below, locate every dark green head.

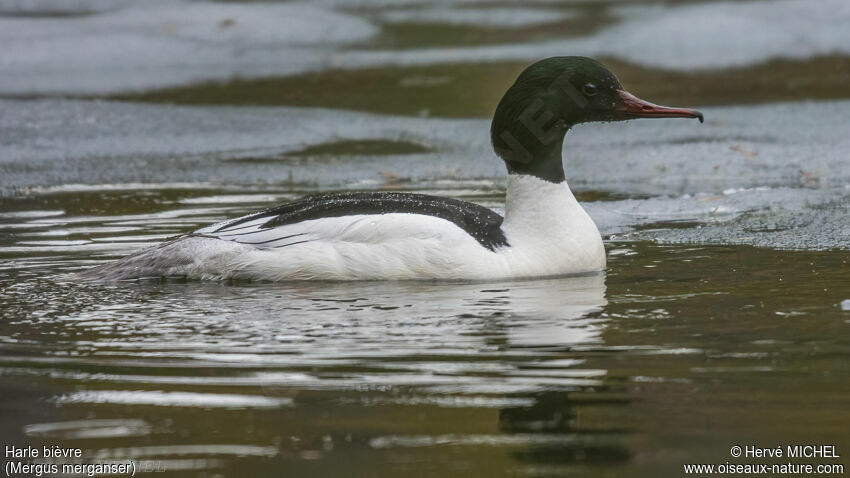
left=490, top=57, right=703, bottom=183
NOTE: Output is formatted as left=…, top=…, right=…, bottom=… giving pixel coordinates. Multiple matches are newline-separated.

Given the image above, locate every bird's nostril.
left=642, top=105, right=653, bottom=111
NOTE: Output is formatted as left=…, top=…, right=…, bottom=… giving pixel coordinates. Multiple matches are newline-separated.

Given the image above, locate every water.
left=2, top=0, right=850, bottom=476
left=2, top=185, right=848, bottom=476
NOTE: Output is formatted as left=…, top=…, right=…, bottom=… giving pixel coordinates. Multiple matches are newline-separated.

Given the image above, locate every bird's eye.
left=582, top=83, right=599, bottom=97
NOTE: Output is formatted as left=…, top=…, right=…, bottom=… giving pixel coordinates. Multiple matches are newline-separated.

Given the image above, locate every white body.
left=102, top=175, right=605, bottom=281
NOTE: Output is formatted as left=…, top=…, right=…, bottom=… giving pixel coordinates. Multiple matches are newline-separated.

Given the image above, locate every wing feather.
left=192, top=192, right=508, bottom=251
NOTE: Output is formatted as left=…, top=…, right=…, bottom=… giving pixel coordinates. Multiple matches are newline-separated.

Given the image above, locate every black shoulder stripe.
left=214, top=192, right=509, bottom=251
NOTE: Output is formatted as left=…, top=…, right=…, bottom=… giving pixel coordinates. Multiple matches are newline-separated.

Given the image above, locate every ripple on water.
left=24, top=419, right=153, bottom=439
left=53, top=390, right=294, bottom=409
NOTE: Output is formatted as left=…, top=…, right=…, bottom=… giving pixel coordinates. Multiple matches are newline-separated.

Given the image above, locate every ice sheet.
left=3, top=98, right=848, bottom=194
left=3, top=0, right=848, bottom=95
left=0, top=0, right=376, bottom=94
left=379, top=7, right=575, bottom=27
left=345, top=0, right=850, bottom=71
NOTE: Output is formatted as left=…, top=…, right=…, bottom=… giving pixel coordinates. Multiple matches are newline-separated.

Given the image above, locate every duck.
left=82, top=56, right=702, bottom=282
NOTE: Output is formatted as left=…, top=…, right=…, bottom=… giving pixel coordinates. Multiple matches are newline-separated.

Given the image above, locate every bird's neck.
left=497, top=130, right=567, bottom=184
left=503, top=173, right=581, bottom=226
left=509, top=141, right=566, bottom=183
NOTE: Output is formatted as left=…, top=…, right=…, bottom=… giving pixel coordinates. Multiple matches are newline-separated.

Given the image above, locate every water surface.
left=2, top=186, right=848, bottom=477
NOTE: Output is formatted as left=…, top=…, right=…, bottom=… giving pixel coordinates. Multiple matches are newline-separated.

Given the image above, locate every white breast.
left=498, top=174, right=606, bottom=277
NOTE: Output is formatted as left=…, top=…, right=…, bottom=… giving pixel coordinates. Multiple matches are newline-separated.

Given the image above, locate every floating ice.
left=0, top=0, right=140, bottom=16
left=313, top=0, right=577, bottom=5
left=589, top=187, right=850, bottom=251
left=346, top=0, right=850, bottom=71
left=3, top=98, right=849, bottom=196
left=0, top=0, right=376, bottom=94
left=379, top=7, right=575, bottom=27
left=2, top=0, right=849, bottom=94
left=596, top=0, right=850, bottom=70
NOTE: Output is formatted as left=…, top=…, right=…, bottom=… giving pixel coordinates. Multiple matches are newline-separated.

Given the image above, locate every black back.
left=212, top=192, right=509, bottom=251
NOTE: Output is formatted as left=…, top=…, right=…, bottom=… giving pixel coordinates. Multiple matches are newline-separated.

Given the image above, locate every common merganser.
left=82, top=57, right=702, bottom=282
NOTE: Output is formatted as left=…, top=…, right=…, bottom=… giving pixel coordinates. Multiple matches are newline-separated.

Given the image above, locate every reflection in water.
left=0, top=270, right=619, bottom=476
left=500, top=274, right=606, bottom=348
left=1, top=249, right=616, bottom=474
left=2, top=272, right=609, bottom=391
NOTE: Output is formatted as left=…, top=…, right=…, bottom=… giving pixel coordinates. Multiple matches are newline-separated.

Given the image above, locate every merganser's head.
left=491, top=56, right=703, bottom=183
